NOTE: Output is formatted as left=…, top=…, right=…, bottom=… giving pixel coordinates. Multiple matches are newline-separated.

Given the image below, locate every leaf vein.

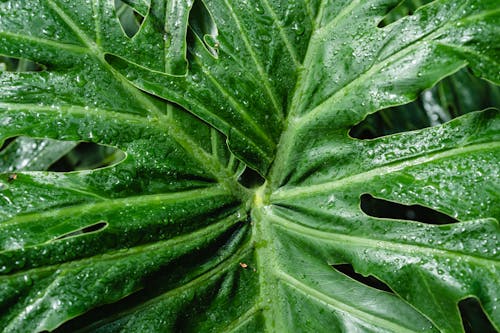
left=221, top=0, right=283, bottom=119
left=272, top=141, right=500, bottom=200
left=276, top=270, right=419, bottom=333
left=270, top=213, right=499, bottom=268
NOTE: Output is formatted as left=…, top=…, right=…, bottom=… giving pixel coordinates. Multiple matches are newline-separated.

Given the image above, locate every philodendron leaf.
left=0, top=1, right=498, bottom=333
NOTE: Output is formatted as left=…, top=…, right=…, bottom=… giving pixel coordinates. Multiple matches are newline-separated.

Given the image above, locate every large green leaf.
left=0, top=0, right=498, bottom=332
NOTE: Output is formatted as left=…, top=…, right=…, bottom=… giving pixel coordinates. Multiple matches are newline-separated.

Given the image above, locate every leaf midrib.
left=259, top=0, right=300, bottom=67
left=417, top=270, right=454, bottom=331
left=0, top=31, right=88, bottom=54
left=220, top=0, right=283, bottom=120
left=276, top=270, right=423, bottom=333
left=270, top=213, right=499, bottom=268
left=219, top=305, right=263, bottom=333
left=0, top=185, right=230, bottom=228
left=45, top=0, right=243, bottom=196
left=86, top=241, right=255, bottom=332
left=271, top=141, right=500, bottom=200
left=285, top=0, right=363, bottom=122
left=268, top=1, right=470, bottom=186
left=0, top=102, right=154, bottom=128
left=294, top=0, right=477, bottom=125
left=2, top=213, right=249, bottom=331
left=194, top=56, right=276, bottom=148
left=1, top=208, right=245, bottom=278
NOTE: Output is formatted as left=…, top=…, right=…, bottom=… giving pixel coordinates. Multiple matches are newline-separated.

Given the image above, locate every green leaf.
left=0, top=0, right=499, bottom=332
left=109, top=0, right=499, bottom=175
left=0, top=137, right=77, bottom=172
left=270, top=109, right=499, bottom=332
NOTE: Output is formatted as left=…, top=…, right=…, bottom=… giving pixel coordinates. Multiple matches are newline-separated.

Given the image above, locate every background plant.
left=0, top=0, right=499, bottom=332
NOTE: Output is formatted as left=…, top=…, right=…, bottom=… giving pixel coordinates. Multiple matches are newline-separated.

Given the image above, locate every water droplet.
left=191, top=74, right=201, bottom=83
left=291, top=22, right=305, bottom=36
left=259, top=33, right=272, bottom=43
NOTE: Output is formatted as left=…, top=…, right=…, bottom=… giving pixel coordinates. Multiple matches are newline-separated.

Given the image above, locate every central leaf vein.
left=221, top=0, right=283, bottom=119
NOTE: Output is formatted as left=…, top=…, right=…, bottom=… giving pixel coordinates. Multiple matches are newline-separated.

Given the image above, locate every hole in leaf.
left=333, top=264, right=393, bottom=293
left=0, top=56, right=43, bottom=72
left=377, top=0, right=433, bottom=28
left=0, top=136, right=77, bottom=172
left=350, top=68, right=500, bottom=139
left=54, top=221, right=108, bottom=240
left=120, top=0, right=150, bottom=16
left=360, top=194, right=458, bottom=225
left=187, top=0, right=219, bottom=58
left=237, top=167, right=265, bottom=188
left=459, top=298, right=497, bottom=333
left=0, top=137, right=15, bottom=151
left=1, top=137, right=124, bottom=172
left=114, top=0, right=144, bottom=38
left=49, top=142, right=125, bottom=172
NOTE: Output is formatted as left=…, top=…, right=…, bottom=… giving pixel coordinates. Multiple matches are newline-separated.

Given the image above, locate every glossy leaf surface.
left=0, top=0, right=499, bottom=332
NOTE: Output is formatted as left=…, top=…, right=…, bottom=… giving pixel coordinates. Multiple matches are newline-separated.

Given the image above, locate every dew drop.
left=291, top=22, right=305, bottom=36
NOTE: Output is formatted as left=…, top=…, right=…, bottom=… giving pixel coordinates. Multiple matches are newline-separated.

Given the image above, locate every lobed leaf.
left=0, top=0, right=499, bottom=332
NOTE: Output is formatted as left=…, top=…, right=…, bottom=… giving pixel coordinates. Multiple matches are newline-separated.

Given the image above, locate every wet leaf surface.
left=0, top=0, right=499, bottom=332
